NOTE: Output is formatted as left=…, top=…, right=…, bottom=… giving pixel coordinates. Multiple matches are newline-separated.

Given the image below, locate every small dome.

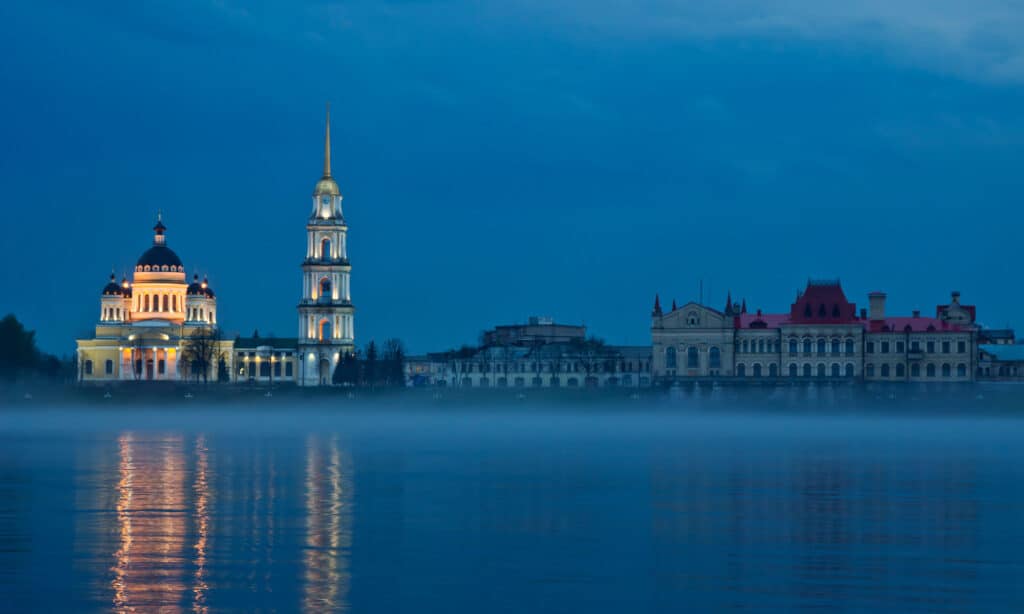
left=186, top=274, right=215, bottom=298
left=102, top=274, right=124, bottom=296
left=313, top=176, right=340, bottom=197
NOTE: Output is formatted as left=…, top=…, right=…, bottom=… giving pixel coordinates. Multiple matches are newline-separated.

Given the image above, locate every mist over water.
left=1, top=404, right=1022, bottom=612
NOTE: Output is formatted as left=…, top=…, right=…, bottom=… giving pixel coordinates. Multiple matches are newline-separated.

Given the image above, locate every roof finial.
left=323, top=102, right=332, bottom=178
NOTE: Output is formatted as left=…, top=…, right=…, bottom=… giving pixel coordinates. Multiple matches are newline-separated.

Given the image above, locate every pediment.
left=661, top=302, right=727, bottom=329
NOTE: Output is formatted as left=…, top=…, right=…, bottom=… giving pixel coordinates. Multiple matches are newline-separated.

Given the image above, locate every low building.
left=978, top=344, right=1024, bottom=381
left=651, top=280, right=978, bottom=384
left=408, top=319, right=651, bottom=388
left=232, top=336, right=300, bottom=384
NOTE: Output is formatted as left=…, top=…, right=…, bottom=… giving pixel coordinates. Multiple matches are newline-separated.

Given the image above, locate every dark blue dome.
left=136, top=245, right=183, bottom=269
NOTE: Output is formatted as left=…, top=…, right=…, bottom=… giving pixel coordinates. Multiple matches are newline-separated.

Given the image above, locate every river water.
left=0, top=405, right=1021, bottom=612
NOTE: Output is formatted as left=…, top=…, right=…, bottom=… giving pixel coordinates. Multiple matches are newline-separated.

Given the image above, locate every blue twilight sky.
left=2, top=1, right=1024, bottom=355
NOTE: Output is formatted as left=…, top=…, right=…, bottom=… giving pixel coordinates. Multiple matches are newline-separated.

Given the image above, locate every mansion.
left=652, top=280, right=979, bottom=383
left=76, top=108, right=354, bottom=386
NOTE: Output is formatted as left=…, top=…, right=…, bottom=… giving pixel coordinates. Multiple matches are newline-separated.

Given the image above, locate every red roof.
left=789, top=280, right=858, bottom=324
left=735, top=312, right=790, bottom=329
left=869, top=317, right=960, bottom=333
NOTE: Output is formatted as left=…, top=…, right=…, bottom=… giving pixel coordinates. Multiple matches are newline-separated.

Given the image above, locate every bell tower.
left=297, top=104, right=355, bottom=386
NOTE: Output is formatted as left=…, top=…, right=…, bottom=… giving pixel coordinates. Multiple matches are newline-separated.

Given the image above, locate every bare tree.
left=181, top=326, right=223, bottom=385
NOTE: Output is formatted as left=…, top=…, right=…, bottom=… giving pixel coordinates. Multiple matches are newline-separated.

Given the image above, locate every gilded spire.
left=323, top=102, right=331, bottom=178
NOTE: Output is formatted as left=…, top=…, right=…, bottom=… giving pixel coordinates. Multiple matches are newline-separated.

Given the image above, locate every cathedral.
left=77, top=107, right=356, bottom=386
left=75, top=216, right=232, bottom=382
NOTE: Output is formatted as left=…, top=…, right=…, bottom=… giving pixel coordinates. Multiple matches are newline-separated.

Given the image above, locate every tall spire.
left=323, top=102, right=332, bottom=178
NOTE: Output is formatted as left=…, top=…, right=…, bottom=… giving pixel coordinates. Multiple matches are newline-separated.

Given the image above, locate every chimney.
left=868, top=292, right=886, bottom=321
left=951, top=291, right=961, bottom=304
left=860, top=308, right=867, bottom=320
left=912, top=309, right=920, bottom=318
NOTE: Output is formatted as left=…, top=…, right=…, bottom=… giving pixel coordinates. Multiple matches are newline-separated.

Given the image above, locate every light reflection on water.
left=0, top=410, right=1022, bottom=612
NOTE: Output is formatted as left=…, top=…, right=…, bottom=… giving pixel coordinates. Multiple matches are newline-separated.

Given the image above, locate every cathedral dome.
left=136, top=245, right=183, bottom=269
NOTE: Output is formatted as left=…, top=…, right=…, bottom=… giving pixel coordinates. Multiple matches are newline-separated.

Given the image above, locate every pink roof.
left=789, top=281, right=858, bottom=324
left=735, top=312, right=790, bottom=329
left=869, top=317, right=960, bottom=333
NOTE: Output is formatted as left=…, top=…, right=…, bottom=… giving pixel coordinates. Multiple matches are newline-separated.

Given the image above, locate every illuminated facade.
left=75, top=217, right=233, bottom=383
left=297, top=106, right=356, bottom=386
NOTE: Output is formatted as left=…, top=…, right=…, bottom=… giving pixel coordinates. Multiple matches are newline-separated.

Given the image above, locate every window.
left=896, top=364, right=905, bottom=377
left=84, top=360, right=93, bottom=375
left=665, top=347, right=677, bottom=369
left=926, top=364, right=936, bottom=377
left=881, top=341, right=890, bottom=353
left=926, top=341, right=935, bottom=353
left=274, top=362, right=282, bottom=377
left=831, top=339, right=840, bottom=354
left=817, top=339, right=826, bottom=354
left=957, top=341, right=966, bottom=353
left=321, top=237, right=332, bottom=259
left=911, top=341, right=920, bottom=352
left=769, top=364, right=778, bottom=377
left=866, top=364, right=875, bottom=377
left=736, top=364, right=746, bottom=377
left=815, top=363, right=825, bottom=377
left=831, top=363, right=840, bottom=377
left=803, top=363, right=812, bottom=377
left=105, top=359, right=113, bottom=375
left=709, top=347, right=721, bottom=369
left=845, top=363, right=855, bottom=377
left=881, top=364, right=890, bottom=377
left=753, top=364, right=762, bottom=377
left=896, top=341, right=905, bottom=353
left=687, top=312, right=699, bottom=326
left=789, top=339, right=798, bottom=353
left=866, top=341, right=875, bottom=353
left=687, top=347, right=699, bottom=368
left=789, top=364, right=798, bottom=377
left=158, top=359, right=165, bottom=375
left=942, top=341, right=950, bottom=354
left=758, top=340, right=765, bottom=353
left=286, top=362, right=293, bottom=377
left=911, top=363, right=921, bottom=377
left=742, top=340, right=749, bottom=353
left=957, top=363, right=966, bottom=377
left=941, top=363, right=951, bottom=377
left=803, top=339, right=812, bottom=353
left=845, top=339, right=855, bottom=354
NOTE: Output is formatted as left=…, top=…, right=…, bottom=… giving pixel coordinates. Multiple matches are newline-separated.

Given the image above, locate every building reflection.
left=302, top=435, right=353, bottom=613
left=111, top=433, right=189, bottom=611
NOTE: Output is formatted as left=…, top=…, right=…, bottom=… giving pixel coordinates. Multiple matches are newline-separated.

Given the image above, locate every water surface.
left=0, top=406, right=1021, bottom=612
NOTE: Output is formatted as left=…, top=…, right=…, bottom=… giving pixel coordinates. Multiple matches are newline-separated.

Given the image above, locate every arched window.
left=911, top=363, right=921, bottom=377
left=845, top=363, right=854, bottom=377
left=926, top=364, right=936, bottom=377
left=817, top=363, right=826, bottom=377
left=741, top=340, right=749, bottom=353
left=845, top=339, right=855, bottom=354
left=687, top=346, right=699, bottom=368
left=957, top=363, right=967, bottom=377
left=789, top=363, right=797, bottom=377
left=789, top=339, right=797, bottom=353
left=866, top=364, right=875, bottom=377
left=665, top=347, right=676, bottom=369
left=831, top=339, right=840, bottom=354
left=320, top=277, right=332, bottom=298
left=881, top=364, right=890, bottom=377
left=319, top=319, right=332, bottom=342
left=709, top=347, right=721, bottom=369
left=896, top=364, right=905, bottom=377
left=817, top=339, right=826, bottom=354
left=758, top=340, right=765, bottom=353
left=803, top=339, right=812, bottom=353
left=144, top=295, right=151, bottom=311
left=172, top=295, right=178, bottom=312
left=769, top=364, right=778, bottom=377
left=831, top=363, right=840, bottom=377
left=163, top=294, right=169, bottom=311
left=752, top=364, right=762, bottom=377
left=802, top=363, right=811, bottom=377
left=736, top=364, right=746, bottom=377
left=941, top=363, right=951, bottom=377
left=321, top=237, right=332, bottom=260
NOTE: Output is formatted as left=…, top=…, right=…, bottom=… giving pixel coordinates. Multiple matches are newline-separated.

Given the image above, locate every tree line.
left=333, top=338, right=406, bottom=387
left=0, top=314, right=71, bottom=383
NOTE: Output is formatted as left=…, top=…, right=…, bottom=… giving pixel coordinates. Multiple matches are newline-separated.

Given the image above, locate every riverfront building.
left=651, top=280, right=979, bottom=384
left=75, top=217, right=233, bottom=383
